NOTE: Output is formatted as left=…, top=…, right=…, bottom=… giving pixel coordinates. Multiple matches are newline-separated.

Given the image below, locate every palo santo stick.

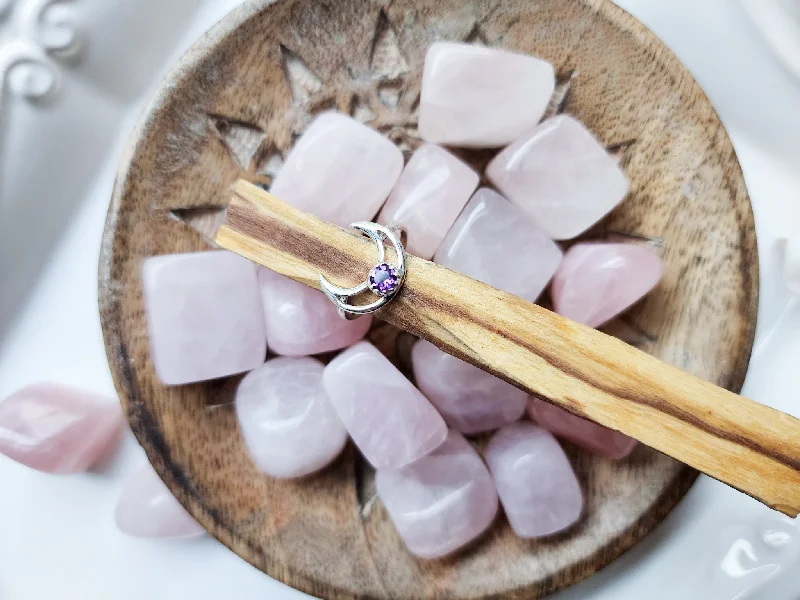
left=216, top=180, right=800, bottom=516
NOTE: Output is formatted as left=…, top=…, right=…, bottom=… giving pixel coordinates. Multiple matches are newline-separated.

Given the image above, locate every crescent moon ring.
left=319, top=222, right=406, bottom=320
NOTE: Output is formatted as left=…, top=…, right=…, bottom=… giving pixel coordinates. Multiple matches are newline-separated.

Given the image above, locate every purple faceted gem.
left=369, top=263, right=399, bottom=296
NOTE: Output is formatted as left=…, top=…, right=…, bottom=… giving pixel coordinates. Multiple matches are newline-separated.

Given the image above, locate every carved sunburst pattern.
left=202, top=9, right=422, bottom=188
left=200, top=12, right=635, bottom=185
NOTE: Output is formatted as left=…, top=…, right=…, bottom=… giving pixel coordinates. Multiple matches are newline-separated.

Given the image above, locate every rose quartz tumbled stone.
left=434, top=188, right=562, bottom=301
left=258, top=268, right=372, bottom=356
left=270, top=111, right=404, bottom=227
left=142, top=251, right=266, bottom=385
left=487, top=115, right=628, bottom=240
left=376, top=430, right=498, bottom=559
left=235, top=357, right=348, bottom=478
left=486, top=422, right=583, bottom=538
left=377, top=144, right=479, bottom=259
left=0, top=383, right=122, bottom=473
left=323, top=341, right=447, bottom=470
left=550, top=242, right=664, bottom=328
left=527, top=397, right=636, bottom=459
left=412, top=340, right=526, bottom=434
left=115, top=463, right=205, bottom=539
left=419, top=42, right=555, bottom=147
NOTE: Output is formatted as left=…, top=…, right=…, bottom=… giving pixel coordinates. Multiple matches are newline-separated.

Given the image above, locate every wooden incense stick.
left=216, top=179, right=800, bottom=517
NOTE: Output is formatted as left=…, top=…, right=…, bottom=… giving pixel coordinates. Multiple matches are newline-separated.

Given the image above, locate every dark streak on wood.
left=466, top=310, right=798, bottom=472
left=225, top=194, right=371, bottom=283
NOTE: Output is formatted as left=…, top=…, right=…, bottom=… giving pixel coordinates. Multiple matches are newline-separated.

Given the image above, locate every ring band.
left=319, top=222, right=406, bottom=320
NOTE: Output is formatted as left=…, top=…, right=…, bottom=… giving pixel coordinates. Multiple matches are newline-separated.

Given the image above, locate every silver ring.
left=319, top=222, right=406, bottom=320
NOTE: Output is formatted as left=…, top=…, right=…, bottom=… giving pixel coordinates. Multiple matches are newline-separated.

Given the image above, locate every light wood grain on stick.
left=218, top=181, right=800, bottom=517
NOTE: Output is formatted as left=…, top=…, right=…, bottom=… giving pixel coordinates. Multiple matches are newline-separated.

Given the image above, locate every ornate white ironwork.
left=0, top=0, right=80, bottom=113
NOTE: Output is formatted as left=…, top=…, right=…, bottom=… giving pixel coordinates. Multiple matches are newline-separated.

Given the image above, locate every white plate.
left=0, top=1, right=798, bottom=598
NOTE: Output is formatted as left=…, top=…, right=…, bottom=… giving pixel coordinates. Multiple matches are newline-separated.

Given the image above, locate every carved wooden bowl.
left=99, top=0, right=758, bottom=598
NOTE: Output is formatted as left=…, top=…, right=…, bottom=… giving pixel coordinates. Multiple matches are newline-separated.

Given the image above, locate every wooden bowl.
left=99, top=0, right=758, bottom=598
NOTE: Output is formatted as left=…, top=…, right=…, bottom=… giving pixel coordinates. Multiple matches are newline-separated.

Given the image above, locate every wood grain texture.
left=219, top=181, right=799, bottom=516
left=98, top=0, right=761, bottom=597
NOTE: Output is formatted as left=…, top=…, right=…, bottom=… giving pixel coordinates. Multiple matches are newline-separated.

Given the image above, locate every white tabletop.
left=0, top=1, right=798, bottom=598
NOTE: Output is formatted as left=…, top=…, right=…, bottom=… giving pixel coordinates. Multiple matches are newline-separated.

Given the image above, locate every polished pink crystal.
left=419, top=42, right=555, bottom=147
left=550, top=242, right=664, bottom=328
left=376, top=430, right=498, bottom=558
left=487, top=115, right=628, bottom=240
left=0, top=383, right=122, bottom=473
left=323, top=341, right=447, bottom=470
left=142, top=251, right=266, bottom=385
left=377, top=144, right=478, bottom=259
left=258, top=268, right=371, bottom=356
left=115, top=463, right=205, bottom=539
left=527, top=397, right=636, bottom=459
left=270, top=111, right=404, bottom=227
left=485, top=422, right=583, bottom=538
left=434, top=188, right=562, bottom=302
left=412, top=340, right=526, bottom=434
left=235, top=357, right=348, bottom=478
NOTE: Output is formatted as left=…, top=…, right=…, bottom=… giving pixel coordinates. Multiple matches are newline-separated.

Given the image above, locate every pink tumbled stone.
left=412, top=340, right=526, bottom=434
left=376, top=430, right=498, bottom=559
left=486, top=422, right=583, bottom=538
left=419, top=42, right=555, bottom=147
left=434, top=188, right=562, bottom=301
left=487, top=115, right=628, bottom=240
left=528, top=397, right=636, bottom=459
left=0, top=383, right=122, bottom=474
left=115, top=463, right=205, bottom=539
left=377, top=144, right=479, bottom=259
left=235, top=357, right=348, bottom=478
left=142, top=251, right=266, bottom=385
left=270, top=111, right=404, bottom=227
left=258, top=268, right=372, bottom=356
left=323, top=341, right=447, bottom=470
left=550, top=242, right=664, bottom=328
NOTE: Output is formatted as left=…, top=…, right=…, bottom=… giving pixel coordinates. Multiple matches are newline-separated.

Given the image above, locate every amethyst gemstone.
left=369, top=263, right=399, bottom=296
